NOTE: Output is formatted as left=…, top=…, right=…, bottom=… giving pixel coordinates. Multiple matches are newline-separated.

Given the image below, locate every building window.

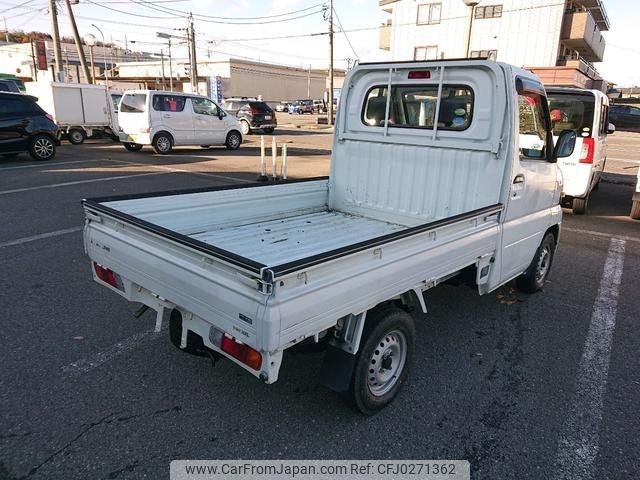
left=414, top=45, right=439, bottom=60
left=470, top=49, right=497, bottom=59
left=475, top=4, right=502, bottom=19
left=417, top=3, right=442, bottom=25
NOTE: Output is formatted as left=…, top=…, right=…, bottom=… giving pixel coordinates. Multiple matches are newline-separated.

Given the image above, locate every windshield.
left=548, top=92, right=595, bottom=136
left=111, top=94, right=122, bottom=110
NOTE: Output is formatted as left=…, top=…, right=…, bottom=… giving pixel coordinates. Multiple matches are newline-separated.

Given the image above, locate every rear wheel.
left=240, top=120, right=251, bottom=136
left=225, top=130, right=242, bottom=150
left=28, top=134, right=56, bottom=161
left=67, top=128, right=85, bottom=145
left=631, top=199, right=640, bottom=220
left=123, top=142, right=143, bottom=152
left=516, top=232, right=556, bottom=293
left=572, top=196, right=588, bottom=215
left=152, top=133, right=172, bottom=154
left=349, top=306, right=415, bottom=415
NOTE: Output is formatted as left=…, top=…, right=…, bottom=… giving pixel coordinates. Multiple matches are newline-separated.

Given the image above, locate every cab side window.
left=518, top=92, right=550, bottom=159
left=153, top=94, right=186, bottom=112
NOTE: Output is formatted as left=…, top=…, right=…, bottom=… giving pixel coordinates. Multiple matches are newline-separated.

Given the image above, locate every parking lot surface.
left=1, top=120, right=639, bottom=480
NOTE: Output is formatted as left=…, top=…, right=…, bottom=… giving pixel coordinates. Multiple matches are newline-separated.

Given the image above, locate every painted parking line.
left=0, top=171, right=165, bottom=196
left=0, top=226, right=82, bottom=249
left=554, top=237, right=626, bottom=480
left=0, top=158, right=120, bottom=171
left=61, top=327, right=166, bottom=376
left=564, top=227, right=640, bottom=245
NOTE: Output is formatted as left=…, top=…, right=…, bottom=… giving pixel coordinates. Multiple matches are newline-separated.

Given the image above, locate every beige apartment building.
left=379, top=0, right=610, bottom=90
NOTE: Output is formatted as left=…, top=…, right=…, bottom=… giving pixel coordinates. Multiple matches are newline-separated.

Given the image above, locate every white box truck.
left=25, top=81, right=121, bottom=144
left=82, top=60, right=576, bottom=413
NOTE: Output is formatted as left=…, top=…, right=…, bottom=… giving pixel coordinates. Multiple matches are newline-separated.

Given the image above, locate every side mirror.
left=607, top=123, right=615, bottom=134
left=554, top=129, right=577, bottom=160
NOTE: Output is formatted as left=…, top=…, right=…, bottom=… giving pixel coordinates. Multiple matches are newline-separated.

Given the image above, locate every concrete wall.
left=385, top=0, right=566, bottom=67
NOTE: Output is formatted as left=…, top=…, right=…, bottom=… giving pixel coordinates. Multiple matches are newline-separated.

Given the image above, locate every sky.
left=1, top=0, right=639, bottom=86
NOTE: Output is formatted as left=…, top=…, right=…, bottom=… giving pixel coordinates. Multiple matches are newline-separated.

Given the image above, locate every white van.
left=118, top=90, right=242, bottom=154
left=546, top=87, right=614, bottom=214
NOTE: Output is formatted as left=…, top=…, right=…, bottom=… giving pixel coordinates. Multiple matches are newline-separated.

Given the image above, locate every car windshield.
left=111, top=94, right=123, bottom=109
left=249, top=102, right=271, bottom=112
left=120, top=93, right=147, bottom=113
left=548, top=92, right=595, bottom=136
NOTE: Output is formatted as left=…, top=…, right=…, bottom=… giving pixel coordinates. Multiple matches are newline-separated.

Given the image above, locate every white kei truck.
left=25, top=81, right=121, bottom=144
left=82, top=60, right=576, bottom=414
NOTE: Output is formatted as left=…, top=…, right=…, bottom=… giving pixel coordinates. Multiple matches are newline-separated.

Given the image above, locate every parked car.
left=313, top=99, right=326, bottom=113
left=275, top=101, right=290, bottom=112
left=0, top=74, right=25, bottom=92
left=0, top=79, right=21, bottom=93
left=117, top=90, right=242, bottom=154
left=222, top=100, right=277, bottom=135
left=82, top=60, right=569, bottom=413
left=547, top=87, right=614, bottom=214
left=609, top=104, right=640, bottom=131
left=0, top=92, right=60, bottom=161
left=288, top=99, right=314, bottom=114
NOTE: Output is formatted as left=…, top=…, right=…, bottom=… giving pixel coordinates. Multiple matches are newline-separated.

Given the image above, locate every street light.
left=157, top=32, right=174, bottom=91
left=462, top=0, right=480, bottom=58
left=83, top=33, right=96, bottom=83
left=91, top=23, right=108, bottom=87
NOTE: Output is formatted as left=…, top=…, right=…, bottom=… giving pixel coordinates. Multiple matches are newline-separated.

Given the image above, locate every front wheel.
left=349, top=306, right=415, bottom=415
left=123, top=142, right=143, bottom=152
left=225, top=131, right=242, bottom=150
left=67, top=128, right=85, bottom=145
left=516, top=232, right=556, bottom=293
left=240, top=120, right=251, bottom=136
left=28, top=134, right=56, bottom=161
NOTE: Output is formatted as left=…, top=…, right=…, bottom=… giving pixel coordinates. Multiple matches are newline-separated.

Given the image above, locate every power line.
left=131, top=0, right=324, bottom=21
left=0, top=0, right=39, bottom=14
left=83, top=0, right=182, bottom=19
left=332, top=6, right=358, bottom=60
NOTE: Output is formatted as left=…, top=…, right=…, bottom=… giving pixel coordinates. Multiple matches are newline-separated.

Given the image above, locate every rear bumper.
left=119, top=132, right=152, bottom=145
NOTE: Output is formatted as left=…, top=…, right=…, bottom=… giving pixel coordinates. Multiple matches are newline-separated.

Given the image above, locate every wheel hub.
left=367, top=330, right=407, bottom=397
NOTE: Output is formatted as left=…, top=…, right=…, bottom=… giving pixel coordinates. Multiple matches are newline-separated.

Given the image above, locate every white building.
left=379, top=0, right=610, bottom=88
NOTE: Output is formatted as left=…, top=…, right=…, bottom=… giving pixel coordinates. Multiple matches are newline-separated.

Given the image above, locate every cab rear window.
left=120, top=94, right=147, bottom=113
left=362, top=85, right=474, bottom=131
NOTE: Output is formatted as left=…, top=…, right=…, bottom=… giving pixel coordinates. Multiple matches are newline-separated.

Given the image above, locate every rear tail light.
left=93, top=262, right=123, bottom=290
left=579, top=137, right=595, bottom=164
left=250, top=108, right=260, bottom=115
left=219, top=334, right=262, bottom=370
left=408, top=70, right=431, bottom=79
left=140, top=127, right=151, bottom=133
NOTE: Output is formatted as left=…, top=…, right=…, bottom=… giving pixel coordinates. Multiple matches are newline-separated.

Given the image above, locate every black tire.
left=631, top=200, right=640, bottom=220
left=572, top=196, right=588, bottom=215
left=67, top=128, right=85, bottom=145
left=152, top=132, right=173, bottom=154
left=225, top=130, right=242, bottom=150
left=28, top=134, right=56, bottom=161
left=516, top=232, right=556, bottom=293
left=349, top=306, right=415, bottom=415
left=123, top=142, right=143, bottom=152
left=240, top=120, right=251, bottom=136
left=263, top=127, right=274, bottom=134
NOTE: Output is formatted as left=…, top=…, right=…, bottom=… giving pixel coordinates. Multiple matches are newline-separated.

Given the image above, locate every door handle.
left=513, top=174, right=525, bottom=184
left=162, top=114, right=172, bottom=119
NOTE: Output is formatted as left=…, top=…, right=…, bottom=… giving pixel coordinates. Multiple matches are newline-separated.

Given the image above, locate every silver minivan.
left=118, top=90, right=242, bottom=154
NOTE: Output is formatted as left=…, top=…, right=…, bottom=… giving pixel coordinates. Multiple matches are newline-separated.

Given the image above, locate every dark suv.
left=0, top=92, right=60, bottom=161
left=223, top=100, right=277, bottom=135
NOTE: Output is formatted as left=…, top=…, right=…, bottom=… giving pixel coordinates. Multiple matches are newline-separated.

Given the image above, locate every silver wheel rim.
left=241, top=121, right=250, bottom=135
left=535, top=245, right=551, bottom=283
left=70, top=131, right=83, bottom=143
left=156, top=136, right=170, bottom=152
left=34, top=138, right=54, bottom=158
left=228, top=134, right=240, bottom=148
left=367, top=329, right=407, bottom=396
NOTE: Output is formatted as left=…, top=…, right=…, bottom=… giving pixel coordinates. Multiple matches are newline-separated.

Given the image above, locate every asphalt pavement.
left=0, top=126, right=638, bottom=480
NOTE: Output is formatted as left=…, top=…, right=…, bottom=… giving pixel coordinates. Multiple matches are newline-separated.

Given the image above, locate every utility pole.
left=30, top=40, right=38, bottom=80
left=168, top=38, right=173, bottom=91
left=189, top=13, right=198, bottom=92
left=48, top=0, right=63, bottom=80
left=307, top=65, right=311, bottom=98
left=160, top=48, right=166, bottom=88
left=328, top=0, right=334, bottom=126
left=63, top=0, right=91, bottom=83
left=3, top=16, right=9, bottom=43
